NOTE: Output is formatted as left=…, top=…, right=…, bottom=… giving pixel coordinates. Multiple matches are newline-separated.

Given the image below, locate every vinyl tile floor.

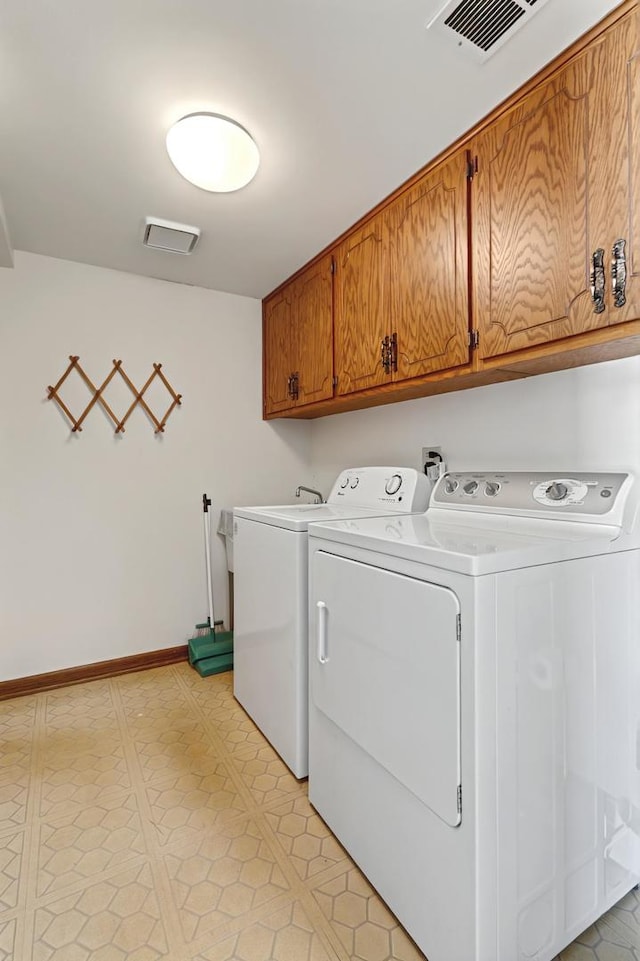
left=0, top=662, right=637, bottom=961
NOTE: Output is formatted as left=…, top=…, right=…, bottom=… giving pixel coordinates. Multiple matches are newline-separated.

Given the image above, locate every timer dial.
left=533, top=478, right=589, bottom=507
left=484, top=481, right=500, bottom=497
left=385, top=474, right=402, bottom=495
left=545, top=482, right=568, bottom=501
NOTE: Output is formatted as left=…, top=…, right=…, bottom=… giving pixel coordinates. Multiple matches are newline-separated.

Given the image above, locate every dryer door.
left=312, top=550, right=462, bottom=827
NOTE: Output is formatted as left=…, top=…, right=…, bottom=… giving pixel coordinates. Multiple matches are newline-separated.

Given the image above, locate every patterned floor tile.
left=164, top=817, right=290, bottom=943
left=33, top=862, right=168, bottom=961
left=145, top=765, right=248, bottom=847
left=36, top=794, right=146, bottom=897
left=39, top=740, right=130, bottom=819
left=0, top=667, right=638, bottom=961
left=233, top=745, right=306, bottom=808
left=203, top=704, right=270, bottom=755
left=0, top=777, right=29, bottom=833
left=134, top=729, right=222, bottom=784
left=195, top=900, right=336, bottom=961
left=0, top=918, right=16, bottom=961
left=0, top=733, right=32, bottom=778
left=43, top=684, right=117, bottom=732
left=0, top=830, right=23, bottom=911
left=264, top=795, right=348, bottom=882
left=119, top=687, right=194, bottom=729
left=313, top=866, right=427, bottom=961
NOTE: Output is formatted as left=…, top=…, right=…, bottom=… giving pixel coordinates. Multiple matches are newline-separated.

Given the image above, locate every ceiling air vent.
left=426, top=0, right=551, bottom=63
left=143, top=217, right=200, bottom=255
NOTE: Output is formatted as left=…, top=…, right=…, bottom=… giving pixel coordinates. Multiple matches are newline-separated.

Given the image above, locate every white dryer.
left=308, top=470, right=640, bottom=961
left=233, top=467, right=430, bottom=778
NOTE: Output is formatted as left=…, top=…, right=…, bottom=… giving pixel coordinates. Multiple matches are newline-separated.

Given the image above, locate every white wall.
left=310, top=359, right=640, bottom=489
left=0, top=252, right=311, bottom=681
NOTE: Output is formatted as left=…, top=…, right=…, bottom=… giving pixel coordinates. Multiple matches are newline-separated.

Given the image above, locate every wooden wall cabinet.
left=387, top=151, right=470, bottom=382
left=472, top=5, right=640, bottom=362
left=263, top=255, right=333, bottom=416
left=333, top=149, right=471, bottom=396
left=263, top=2, right=640, bottom=420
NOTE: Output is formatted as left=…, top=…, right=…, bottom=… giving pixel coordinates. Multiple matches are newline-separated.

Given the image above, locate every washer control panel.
left=328, top=467, right=431, bottom=512
left=432, top=471, right=629, bottom=516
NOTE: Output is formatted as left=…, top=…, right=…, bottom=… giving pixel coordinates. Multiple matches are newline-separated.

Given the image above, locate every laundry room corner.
left=0, top=251, right=312, bottom=683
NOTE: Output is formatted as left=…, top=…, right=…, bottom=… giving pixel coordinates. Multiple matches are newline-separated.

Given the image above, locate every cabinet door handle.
left=316, top=601, right=329, bottom=664
left=590, top=248, right=606, bottom=314
left=291, top=371, right=299, bottom=400
left=381, top=336, right=391, bottom=373
left=390, top=332, right=398, bottom=373
left=612, top=239, right=627, bottom=308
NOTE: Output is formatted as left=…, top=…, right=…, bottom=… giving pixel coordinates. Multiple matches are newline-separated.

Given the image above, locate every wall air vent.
left=143, top=217, right=200, bottom=255
left=426, top=0, right=551, bottom=63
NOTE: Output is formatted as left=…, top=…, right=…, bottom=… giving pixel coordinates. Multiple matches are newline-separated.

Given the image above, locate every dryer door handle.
left=316, top=601, right=329, bottom=664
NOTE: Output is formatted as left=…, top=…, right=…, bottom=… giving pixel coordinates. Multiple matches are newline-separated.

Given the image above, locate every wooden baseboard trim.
left=0, top=645, right=188, bottom=701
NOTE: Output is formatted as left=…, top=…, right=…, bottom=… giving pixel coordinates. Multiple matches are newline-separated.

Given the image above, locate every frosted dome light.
left=166, top=113, right=259, bottom=193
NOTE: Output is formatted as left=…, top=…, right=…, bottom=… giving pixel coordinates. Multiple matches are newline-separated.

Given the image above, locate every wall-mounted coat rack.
left=47, top=356, right=182, bottom=434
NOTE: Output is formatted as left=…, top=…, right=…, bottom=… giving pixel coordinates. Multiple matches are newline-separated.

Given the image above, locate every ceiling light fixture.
left=166, top=113, right=260, bottom=193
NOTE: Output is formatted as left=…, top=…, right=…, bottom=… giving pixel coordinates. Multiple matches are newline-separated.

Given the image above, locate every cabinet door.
left=334, top=214, right=388, bottom=395
left=263, top=288, right=296, bottom=415
left=598, top=8, right=640, bottom=328
left=387, top=152, right=470, bottom=381
left=473, top=38, right=612, bottom=360
left=293, top=255, right=334, bottom=406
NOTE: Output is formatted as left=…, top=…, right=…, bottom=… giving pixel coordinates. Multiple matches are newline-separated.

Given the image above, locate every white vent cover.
left=426, top=0, right=551, bottom=62
left=143, top=217, right=200, bottom=254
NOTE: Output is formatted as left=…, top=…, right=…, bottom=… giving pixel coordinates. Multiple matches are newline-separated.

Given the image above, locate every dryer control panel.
left=433, top=471, right=630, bottom=519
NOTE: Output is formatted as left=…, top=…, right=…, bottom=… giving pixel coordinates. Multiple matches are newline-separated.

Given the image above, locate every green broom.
left=187, top=493, right=234, bottom=677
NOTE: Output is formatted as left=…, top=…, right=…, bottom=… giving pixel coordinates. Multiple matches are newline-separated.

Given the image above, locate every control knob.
left=463, top=480, right=478, bottom=495
left=385, top=474, right=402, bottom=495
left=545, top=482, right=568, bottom=501
left=443, top=478, right=458, bottom=494
left=340, top=476, right=349, bottom=489
left=484, top=481, right=500, bottom=497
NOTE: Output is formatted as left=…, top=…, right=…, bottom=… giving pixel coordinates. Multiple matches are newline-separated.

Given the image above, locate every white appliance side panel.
left=494, top=551, right=640, bottom=961
left=312, top=551, right=461, bottom=827
left=233, top=517, right=308, bottom=777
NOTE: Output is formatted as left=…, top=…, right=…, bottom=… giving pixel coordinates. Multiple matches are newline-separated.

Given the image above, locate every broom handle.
left=203, top=494, right=215, bottom=629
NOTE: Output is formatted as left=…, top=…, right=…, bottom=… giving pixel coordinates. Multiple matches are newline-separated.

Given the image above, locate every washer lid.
left=233, top=503, right=399, bottom=532
left=308, top=511, right=621, bottom=575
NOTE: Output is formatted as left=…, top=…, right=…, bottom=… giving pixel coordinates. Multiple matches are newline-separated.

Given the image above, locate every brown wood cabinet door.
left=387, top=152, right=470, bottom=381
left=263, top=288, right=296, bottom=415
left=473, top=33, right=618, bottom=360
left=334, top=214, right=388, bottom=395
left=293, top=255, right=334, bottom=406
left=599, top=8, right=640, bottom=328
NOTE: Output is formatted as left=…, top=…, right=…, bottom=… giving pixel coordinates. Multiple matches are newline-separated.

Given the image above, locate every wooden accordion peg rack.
left=47, top=356, right=182, bottom=434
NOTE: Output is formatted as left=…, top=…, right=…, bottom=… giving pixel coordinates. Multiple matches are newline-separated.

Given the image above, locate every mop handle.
left=203, top=494, right=215, bottom=629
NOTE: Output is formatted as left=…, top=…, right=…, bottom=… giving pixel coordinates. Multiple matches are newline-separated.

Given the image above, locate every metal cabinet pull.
left=287, top=372, right=299, bottom=400
left=390, top=332, right=398, bottom=373
left=316, top=601, right=329, bottom=664
left=590, top=248, right=606, bottom=314
left=381, top=336, right=391, bottom=373
left=612, top=239, right=627, bottom=308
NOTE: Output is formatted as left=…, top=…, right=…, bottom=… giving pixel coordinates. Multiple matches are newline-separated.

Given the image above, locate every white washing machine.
left=233, top=466, right=431, bottom=778
left=308, top=470, right=640, bottom=961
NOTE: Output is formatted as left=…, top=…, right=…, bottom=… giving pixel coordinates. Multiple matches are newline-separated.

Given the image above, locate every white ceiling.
left=0, top=0, right=621, bottom=299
